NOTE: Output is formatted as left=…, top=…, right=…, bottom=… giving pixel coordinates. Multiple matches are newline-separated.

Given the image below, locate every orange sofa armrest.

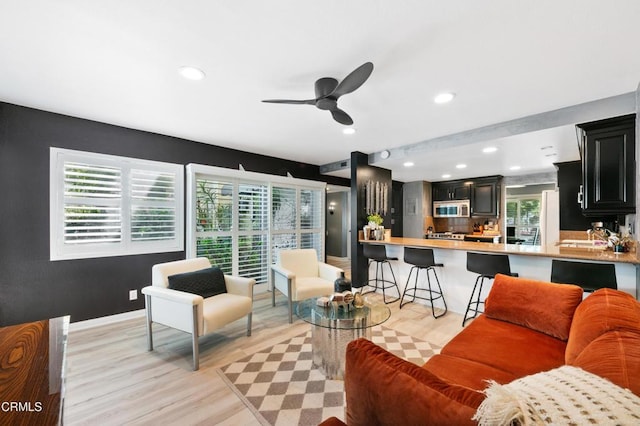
left=345, top=338, right=484, bottom=426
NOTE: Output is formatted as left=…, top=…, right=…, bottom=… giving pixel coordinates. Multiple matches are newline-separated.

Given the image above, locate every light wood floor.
left=64, top=270, right=464, bottom=425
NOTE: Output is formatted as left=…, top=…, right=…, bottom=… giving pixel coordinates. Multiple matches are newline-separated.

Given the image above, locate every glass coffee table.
left=296, top=298, right=391, bottom=379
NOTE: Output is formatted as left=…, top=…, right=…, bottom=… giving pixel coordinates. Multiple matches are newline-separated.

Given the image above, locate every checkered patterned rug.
left=218, top=326, right=440, bottom=426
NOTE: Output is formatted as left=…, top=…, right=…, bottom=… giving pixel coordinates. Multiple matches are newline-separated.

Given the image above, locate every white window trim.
left=186, top=164, right=326, bottom=284
left=50, top=148, right=184, bottom=261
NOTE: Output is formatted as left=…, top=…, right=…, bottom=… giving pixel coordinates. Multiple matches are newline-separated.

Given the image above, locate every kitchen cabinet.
left=577, top=114, right=636, bottom=216
left=432, top=180, right=471, bottom=201
left=470, top=176, right=501, bottom=217
left=555, top=161, right=593, bottom=231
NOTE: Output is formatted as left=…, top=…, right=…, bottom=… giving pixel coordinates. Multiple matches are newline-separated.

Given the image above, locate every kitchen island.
left=360, top=237, right=638, bottom=315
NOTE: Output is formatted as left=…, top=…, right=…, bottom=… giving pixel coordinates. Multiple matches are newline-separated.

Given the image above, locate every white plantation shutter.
left=272, top=186, right=299, bottom=263
left=238, top=184, right=269, bottom=283
left=300, top=189, right=323, bottom=256
left=187, top=164, right=326, bottom=287
left=63, top=162, right=122, bottom=244
left=130, top=169, right=177, bottom=242
left=195, top=178, right=234, bottom=274
left=50, top=148, right=184, bottom=260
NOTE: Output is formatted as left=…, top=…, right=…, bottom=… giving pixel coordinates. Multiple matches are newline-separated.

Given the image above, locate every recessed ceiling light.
left=343, top=128, right=356, bottom=135
left=455, top=164, right=467, bottom=169
left=482, top=147, right=497, bottom=153
left=380, top=150, right=390, bottom=159
left=510, top=166, right=521, bottom=171
left=442, top=174, right=451, bottom=178
left=403, top=161, right=414, bottom=167
left=434, top=92, right=455, bottom=104
left=179, top=66, right=206, bottom=81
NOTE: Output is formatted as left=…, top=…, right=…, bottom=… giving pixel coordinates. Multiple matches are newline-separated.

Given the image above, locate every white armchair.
left=271, top=248, right=343, bottom=323
left=141, top=258, right=254, bottom=370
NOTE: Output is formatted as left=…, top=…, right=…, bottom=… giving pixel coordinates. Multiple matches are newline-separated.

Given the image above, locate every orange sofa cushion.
left=484, top=274, right=583, bottom=341
left=423, top=353, right=517, bottom=390
left=566, top=288, right=640, bottom=364
left=441, top=315, right=567, bottom=378
left=345, top=338, right=484, bottom=426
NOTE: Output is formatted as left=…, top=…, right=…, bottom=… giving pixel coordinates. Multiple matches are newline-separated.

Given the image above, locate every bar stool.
left=463, top=252, right=518, bottom=326
left=400, top=247, right=447, bottom=318
left=550, top=259, right=617, bottom=292
left=362, top=244, right=400, bottom=304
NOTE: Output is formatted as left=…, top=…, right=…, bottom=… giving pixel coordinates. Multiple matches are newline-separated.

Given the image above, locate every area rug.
left=218, top=326, right=441, bottom=426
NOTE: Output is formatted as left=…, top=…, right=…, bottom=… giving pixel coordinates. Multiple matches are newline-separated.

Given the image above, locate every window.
left=187, top=164, right=325, bottom=286
left=50, top=148, right=184, bottom=260
left=506, top=196, right=541, bottom=245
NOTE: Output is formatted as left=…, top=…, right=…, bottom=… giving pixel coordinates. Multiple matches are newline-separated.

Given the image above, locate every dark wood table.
left=0, top=316, right=69, bottom=425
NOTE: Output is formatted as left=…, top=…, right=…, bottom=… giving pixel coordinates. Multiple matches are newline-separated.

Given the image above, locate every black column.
left=350, top=151, right=392, bottom=287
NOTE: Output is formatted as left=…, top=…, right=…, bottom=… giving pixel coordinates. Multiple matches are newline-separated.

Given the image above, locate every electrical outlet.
left=129, top=289, right=138, bottom=301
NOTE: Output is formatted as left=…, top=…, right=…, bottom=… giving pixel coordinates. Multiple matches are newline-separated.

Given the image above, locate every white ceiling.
left=1, top=1, right=639, bottom=183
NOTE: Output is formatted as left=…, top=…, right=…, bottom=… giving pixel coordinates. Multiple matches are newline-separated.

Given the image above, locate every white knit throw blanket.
left=473, top=366, right=640, bottom=425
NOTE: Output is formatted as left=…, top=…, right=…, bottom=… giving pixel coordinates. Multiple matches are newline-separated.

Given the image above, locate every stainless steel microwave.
left=433, top=200, right=470, bottom=218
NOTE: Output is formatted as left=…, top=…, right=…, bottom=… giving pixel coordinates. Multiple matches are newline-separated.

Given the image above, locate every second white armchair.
left=271, top=248, right=344, bottom=323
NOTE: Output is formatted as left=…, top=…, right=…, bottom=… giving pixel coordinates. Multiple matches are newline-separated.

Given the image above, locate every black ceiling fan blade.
left=330, top=108, right=354, bottom=125
left=315, top=77, right=339, bottom=99
left=261, top=99, right=316, bottom=105
left=330, top=62, right=374, bottom=98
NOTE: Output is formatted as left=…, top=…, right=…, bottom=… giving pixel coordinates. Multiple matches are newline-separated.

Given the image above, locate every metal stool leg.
left=400, top=266, right=419, bottom=308
left=381, top=260, right=400, bottom=304
left=463, top=275, right=486, bottom=326
left=425, top=267, right=447, bottom=319
left=362, top=260, right=379, bottom=295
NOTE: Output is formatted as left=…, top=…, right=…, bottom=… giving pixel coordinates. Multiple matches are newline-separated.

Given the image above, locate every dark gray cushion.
left=168, top=267, right=227, bottom=298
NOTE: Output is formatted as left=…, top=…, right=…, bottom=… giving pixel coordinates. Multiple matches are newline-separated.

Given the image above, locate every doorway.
left=326, top=186, right=350, bottom=259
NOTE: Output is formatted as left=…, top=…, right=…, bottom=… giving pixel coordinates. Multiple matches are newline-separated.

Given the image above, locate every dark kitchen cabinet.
left=471, top=176, right=501, bottom=217
left=555, top=161, right=593, bottom=231
left=432, top=181, right=471, bottom=201
left=577, top=114, right=635, bottom=216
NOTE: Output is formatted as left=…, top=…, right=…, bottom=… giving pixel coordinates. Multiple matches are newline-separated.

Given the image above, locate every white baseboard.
left=70, top=309, right=146, bottom=332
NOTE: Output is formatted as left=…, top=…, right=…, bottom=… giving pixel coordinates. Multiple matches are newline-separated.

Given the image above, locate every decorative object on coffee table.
left=334, top=271, right=352, bottom=292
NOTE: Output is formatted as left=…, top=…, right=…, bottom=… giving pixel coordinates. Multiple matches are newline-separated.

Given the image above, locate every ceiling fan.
left=262, top=62, right=374, bottom=125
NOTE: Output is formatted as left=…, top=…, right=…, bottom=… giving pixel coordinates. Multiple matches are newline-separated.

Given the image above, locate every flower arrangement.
left=367, top=213, right=383, bottom=227
left=609, top=233, right=633, bottom=252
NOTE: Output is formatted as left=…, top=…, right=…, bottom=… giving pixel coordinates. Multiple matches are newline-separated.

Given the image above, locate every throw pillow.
left=168, top=267, right=227, bottom=298
left=484, top=274, right=583, bottom=341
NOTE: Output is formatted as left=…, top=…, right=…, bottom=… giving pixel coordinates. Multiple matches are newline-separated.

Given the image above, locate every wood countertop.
left=360, top=237, right=640, bottom=265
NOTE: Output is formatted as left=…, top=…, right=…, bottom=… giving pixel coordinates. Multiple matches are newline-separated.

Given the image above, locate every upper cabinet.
left=577, top=114, right=636, bottom=216
left=432, top=180, right=471, bottom=201
left=432, top=176, right=501, bottom=217
left=470, top=176, right=501, bottom=217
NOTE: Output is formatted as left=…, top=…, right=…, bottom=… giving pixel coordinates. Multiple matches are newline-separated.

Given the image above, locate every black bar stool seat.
left=550, top=259, right=617, bottom=292
left=400, top=247, right=447, bottom=318
left=362, top=244, right=400, bottom=304
left=463, top=252, right=518, bottom=326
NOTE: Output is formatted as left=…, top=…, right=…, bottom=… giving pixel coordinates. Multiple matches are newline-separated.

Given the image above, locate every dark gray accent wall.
left=0, top=102, right=348, bottom=326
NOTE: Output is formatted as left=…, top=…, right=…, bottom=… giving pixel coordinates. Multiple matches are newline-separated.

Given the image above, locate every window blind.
left=50, top=148, right=184, bottom=260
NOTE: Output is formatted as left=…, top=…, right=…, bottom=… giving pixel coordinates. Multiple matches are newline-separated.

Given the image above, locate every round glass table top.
left=296, top=298, right=391, bottom=330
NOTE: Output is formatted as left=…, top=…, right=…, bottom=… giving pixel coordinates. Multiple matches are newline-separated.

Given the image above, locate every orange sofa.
left=336, top=274, right=640, bottom=425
